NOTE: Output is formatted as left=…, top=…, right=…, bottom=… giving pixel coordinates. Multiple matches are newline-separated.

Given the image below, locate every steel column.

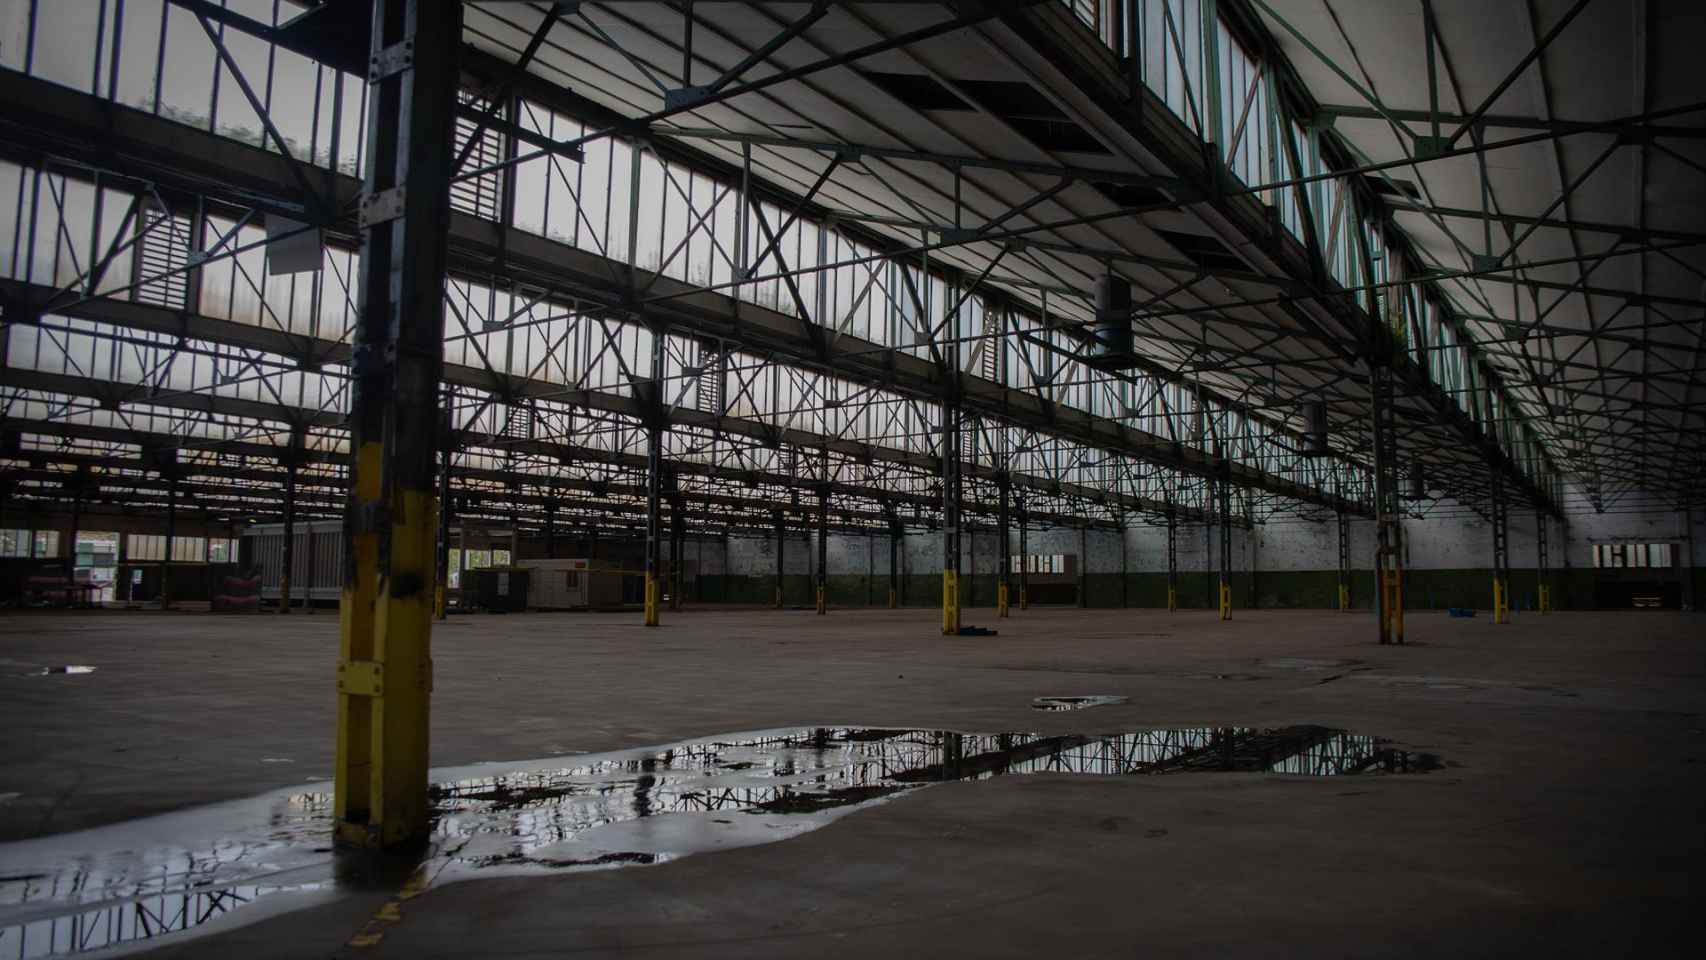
left=1078, top=523, right=1088, bottom=609
left=1166, top=510, right=1179, bottom=612
left=670, top=501, right=685, bottom=611
left=434, top=439, right=451, bottom=620
left=66, top=470, right=88, bottom=594
left=1491, top=472, right=1511, bottom=624
left=333, top=0, right=461, bottom=851
left=1018, top=498, right=1029, bottom=611
left=1336, top=501, right=1351, bottom=611
left=996, top=475, right=1011, bottom=617
left=941, top=395, right=962, bottom=635
left=1372, top=362, right=1405, bottom=644
left=888, top=516, right=900, bottom=608
left=1535, top=511, right=1551, bottom=614
left=774, top=508, right=786, bottom=609
left=643, top=331, right=664, bottom=628
left=162, top=475, right=176, bottom=611
left=967, top=511, right=976, bottom=609
left=305, top=515, right=318, bottom=616
left=1120, top=518, right=1128, bottom=608
left=815, top=448, right=828, bottom=615
left=1217, top=461, right=1232, bottom=622
left=280, top=430, right=301, bottom=614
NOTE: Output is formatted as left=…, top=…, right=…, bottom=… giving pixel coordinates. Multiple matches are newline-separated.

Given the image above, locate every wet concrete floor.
left=0, top=724, right=1434, bottom=957
left=0, top=607, right=1701, bottom=957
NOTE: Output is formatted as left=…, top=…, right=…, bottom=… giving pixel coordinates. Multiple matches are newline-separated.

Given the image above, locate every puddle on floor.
left=1032, top=696, right=1130, bottom=711
left=18, top=667, right=95, bottom=678
left=0, top=725, right=1438, bottom=957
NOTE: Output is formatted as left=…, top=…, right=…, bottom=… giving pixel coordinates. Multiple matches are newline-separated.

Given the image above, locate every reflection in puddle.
left=0, top=725, right=1437, bottom=957
left=20, top=667, right=95, bottom=678
left=1032, top=696, right=1130, bottom=711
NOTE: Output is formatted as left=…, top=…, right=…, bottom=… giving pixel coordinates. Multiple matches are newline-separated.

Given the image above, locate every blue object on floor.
left=1448, top=607, right=1477, bottom=618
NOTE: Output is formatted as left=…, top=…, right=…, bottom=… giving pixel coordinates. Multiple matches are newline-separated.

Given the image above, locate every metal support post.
left=815, top=449, right=828, bottom=615
left=967, top=510, right=976, bottom=608
left=280, top=431, right=301, bottom=614
left=996, top=475, right=1011, bottom=617
left=1119, top=518, right=1128, bottom=608
left=1371, top=362, right=1405, bottom=644
left=545, top=503, right=556, bottom=561
left=1336, top=502, right=1351, bottom=611
left=1536, top=511, right=1551, bottom=614
left=1017, top=499, right=1030, bottom=611
left=66, top=470, right=87, bottom=597
left=434, top=416, right=451, bottom=620
left=941, top=395, right=962, bottom=635
left=1166, top=510, right=1179, bottom=612
left=643, top=332, right=664, bottom=628
left=1491, top=472, right=1510, bottom=624
left=888, top=516, right=900, bottom=609
left=1216, top=460, right=1233, bottom=621
left=670, top=504, right=685, bottom=611
left=162, top=475, right=177, bottom=611
left=305, top=514, right=318, bottom=616
left=333, top=0, right=461, bottom=851
left=774, top=509, right=786, bottom=609
left=1078, top=523, right=1089, bottom=608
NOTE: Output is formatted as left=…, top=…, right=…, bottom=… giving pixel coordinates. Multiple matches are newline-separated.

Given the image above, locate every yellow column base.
left=1492, top=576, right=1511, bottom=624
left=774, top=585, right=783, bottom=609
left=997, top=582, right=1009, bottom=618
left=279, top=576, right=292, bottom=615
left=644, top=574, right=660, bottom=626
left=1538, top=583, right=1551, bottom=614
left=1218, top=580, right=1232, bottom=621
left=942, top=570, right=960, bottom=635
left=1338, top=583, right=1350, bottom=611
left=888, top=587, right=897, bottom=609
left=433, top=582, right=445, bottom=619
left=1377, top=570, right=1405, bottom=642
left=1019, top=587, right=1028, bottom=611
left=1167, top=585, right=1177, bottom=612
left=815, top=584, right=826, bottom=615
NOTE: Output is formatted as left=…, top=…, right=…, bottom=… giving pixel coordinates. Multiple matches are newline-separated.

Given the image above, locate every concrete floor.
left=1, top=606, right=1703, bottom=957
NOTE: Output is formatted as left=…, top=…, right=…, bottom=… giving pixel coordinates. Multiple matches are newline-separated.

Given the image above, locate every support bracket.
left=337, top=660, right=385, bottom=698
left=369, top=38, right=415, bottom=82
left=359, top=187, right=407, bottom=229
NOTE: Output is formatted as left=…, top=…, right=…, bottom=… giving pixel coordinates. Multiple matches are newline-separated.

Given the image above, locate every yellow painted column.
left=1538, top=583, right=1551, bottom=614
left=1338, top=583, right=1350, bottom=611
left=332, top=0, right=461, bottom=851
left=1218, top=578, right=1232, bottom=621
left=644, top=573, right=660, bottom=627
left=1391, top=568, right=1405, bottom=644
left=815, top=584, right=826, bottom=615
left=997, top=582, right=1009, bottom=618
left=942, top=570, right=960, bottom=634
left=1167, top=585, right=1178, bottom=612
left=335, top=451, right=437, bottom=850
left=888, top=587, right=896, bottom=609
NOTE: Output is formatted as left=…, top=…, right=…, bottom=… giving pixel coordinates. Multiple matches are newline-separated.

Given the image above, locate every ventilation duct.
left=1084, top=274, right=1138, bottom=370
left=1406, top=467, right=1427, bottom=501
left=1301, top=401, right=1330, bottom=456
